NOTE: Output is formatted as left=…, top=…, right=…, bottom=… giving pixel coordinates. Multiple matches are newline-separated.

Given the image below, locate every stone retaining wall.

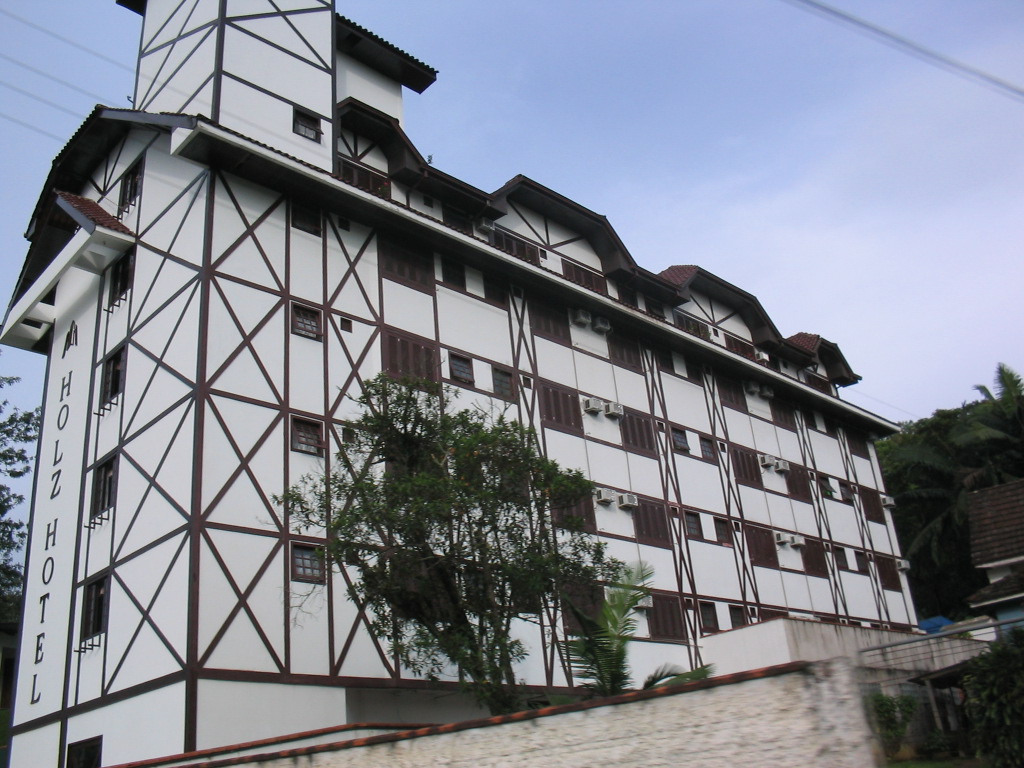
left=115, top=659, right=878, bottom=768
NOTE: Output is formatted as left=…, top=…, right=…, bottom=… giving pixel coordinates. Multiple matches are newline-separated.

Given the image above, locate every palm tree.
left=563, top=562, right=712, bottom=697
left=878, top=363, right=1023, bottom=617
left=957, top=362, right=1024, bottom=482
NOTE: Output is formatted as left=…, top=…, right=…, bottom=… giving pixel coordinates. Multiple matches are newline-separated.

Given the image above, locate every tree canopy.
left=877, top=363, right=1023, bottom=619
left=0, top=358, right=39, bottom=622
left=283, top=374, right=618, bottom=715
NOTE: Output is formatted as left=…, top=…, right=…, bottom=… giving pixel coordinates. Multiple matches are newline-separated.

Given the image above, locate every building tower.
left=1, top=2, right=916, bottom=766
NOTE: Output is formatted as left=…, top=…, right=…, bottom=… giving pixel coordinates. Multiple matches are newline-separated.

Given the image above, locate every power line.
left=0, top=9, right=135, bottom=73
left=777, top=0, right=1024, bottom=104
left=842, top=389, right=922, bottom=422
left=0, top=112, right=66, bottom=143
left=0, top=52, right=115, bottom=104
left=0, top=80, right=86, bottom=119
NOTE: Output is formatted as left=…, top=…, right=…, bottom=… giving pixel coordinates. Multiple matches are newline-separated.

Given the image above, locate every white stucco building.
left=0, top=2, right=916, bottom=766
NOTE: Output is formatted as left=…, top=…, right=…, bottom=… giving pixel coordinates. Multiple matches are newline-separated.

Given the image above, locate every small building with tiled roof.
left=968, top=479, right=1024, bottom=622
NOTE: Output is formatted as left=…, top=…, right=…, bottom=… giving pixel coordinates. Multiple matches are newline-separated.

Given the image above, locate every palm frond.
left=643, top=664, right=714, bottom=689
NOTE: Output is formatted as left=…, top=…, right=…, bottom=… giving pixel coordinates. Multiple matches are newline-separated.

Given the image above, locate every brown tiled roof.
left=55, top=191, right=134, bottom=235
left=969, top=478, right=1024, bottom=567
left=968, top=566, right=1024, bottom=608
left=658, top=264, right=699, bottom=285
left=786, top=332, right=821, bottom=354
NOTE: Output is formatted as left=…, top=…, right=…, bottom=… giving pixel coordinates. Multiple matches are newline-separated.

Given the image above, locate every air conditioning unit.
left=758, top=454, right=777, bottom=469
left=789, top=534, right=807, bottom=548
left=896, top=558, right=911, bottom=572
left=604, top=401, right=625, bottom=419
left=617, top=493, right=639, bottom=510
left=880, top=494, right=896, bottom=508
left=775, top=460, right=791, bottom=473
left=635, top=594, right=654, bottom=610
left=754, top=350, right=771, bottom=363
left=592, top=316, right=612, bottom=334
left=595, top=488, right=616, bottom=505
left=759, top=384, right=774, bottom=399
left=774, top=532, right=790, bottom=546
left=571, top=308, right=591, bottom=326
left=582, top=397, right=604, bottom=413
left=744, top=380, right=760, bottom=395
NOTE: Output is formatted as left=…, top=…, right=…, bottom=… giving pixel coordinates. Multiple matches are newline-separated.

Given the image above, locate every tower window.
left=291, top=204, right=322, bottom=236
left=492, top=367, right=514, bottom=400
left=81, top=576, right=109, bottom=640
left=67, top=736, right=103, bottom=768
left=91, top=457, right=118, bottom=521
left=291, top=418, right=325, bottom=456
left=108, top=250, right=134, bottom=307
left=699, top=601, right=720, bottom=633
left=671, top=428, right=690, bottom=453
left=291, top=543, right=326, bottom=584
left=291, top=303, right=323, bottom=340
left=118, top=159, right=143, bottom=218
left=449, top=354, right=474, bottom=385
left=100, top=347, right=126, bottom=406
left=293, top=108, right=322, bottom=142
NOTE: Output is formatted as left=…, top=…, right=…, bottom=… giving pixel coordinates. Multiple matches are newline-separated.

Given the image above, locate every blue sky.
left=1, top=1, right=1022, bottom=509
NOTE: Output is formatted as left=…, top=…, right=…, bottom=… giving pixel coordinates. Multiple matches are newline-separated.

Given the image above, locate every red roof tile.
left=658, top=264, right=699, bottom=285
left=786, top=332, right=821, bottom=354
left=55, top=191, right=134, bottom=236
left=969, top=478, right=1024, bottom=567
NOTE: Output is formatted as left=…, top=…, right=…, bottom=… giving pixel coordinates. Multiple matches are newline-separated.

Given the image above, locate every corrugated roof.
left=336, top=14, right=436, bottom=75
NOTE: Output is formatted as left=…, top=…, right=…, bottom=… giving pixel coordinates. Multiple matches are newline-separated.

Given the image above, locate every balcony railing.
left=725, top=333, right=756, bottom=361
left=338, top=158, right=390, bottom=198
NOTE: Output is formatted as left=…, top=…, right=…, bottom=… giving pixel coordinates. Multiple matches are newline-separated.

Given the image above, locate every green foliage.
left=964, top=628, right=1024, bottom=768
left=642, top=663, right=713, bottom=689
left=918, top=728, right=954, bottom=759
left=870, top=691, right=918, bottom=758
left=282, top=374, right=617, bottom=715
left=0, top=360, right=39, bottom=622
left=563, top=562, right=650, bottom=697
left=563, top=562, right=712, bottom=696
left=877, top=363, right=1023, bottom=618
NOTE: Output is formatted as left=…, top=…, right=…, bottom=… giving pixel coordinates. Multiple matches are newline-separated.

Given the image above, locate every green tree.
left=877, top=363, right=1022, bottom=618
left=282, top=374, right=617, bottom=716
left=964, top=628, right=1024, bottom=768
left=0, top=359, right=39, bottom=621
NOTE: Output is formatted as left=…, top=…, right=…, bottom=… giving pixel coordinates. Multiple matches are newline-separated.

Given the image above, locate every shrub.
left=964, top=627, right=1024, bottom=768
left=870, top=691, right=917, bottom=758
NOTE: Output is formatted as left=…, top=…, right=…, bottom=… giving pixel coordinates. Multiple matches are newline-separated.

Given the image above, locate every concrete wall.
left=701, top=618, right=988, bottom=678
left=116, top=659, right=879, bottom=768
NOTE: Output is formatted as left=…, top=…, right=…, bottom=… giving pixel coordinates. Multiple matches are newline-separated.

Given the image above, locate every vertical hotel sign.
left=14, top=274, right=97, bottom=724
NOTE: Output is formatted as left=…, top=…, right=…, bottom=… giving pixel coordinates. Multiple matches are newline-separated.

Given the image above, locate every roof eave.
left=335, top=15, right=437, bottom=93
